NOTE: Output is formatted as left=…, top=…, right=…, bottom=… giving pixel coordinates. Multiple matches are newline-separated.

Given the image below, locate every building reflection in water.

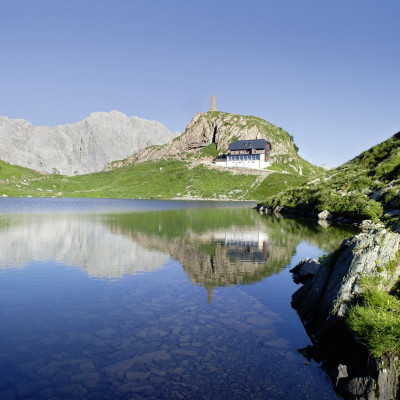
left=213, top=230, right=269, bottom=262
left=0, top=209, right=357, bottom=305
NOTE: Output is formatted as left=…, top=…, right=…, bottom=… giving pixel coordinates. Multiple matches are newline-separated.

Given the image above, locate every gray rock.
left=329, top=364, right=348, bottom=386
left=273, top=206, right=283, bottom=214
left=360, top=219, right=373, bottom=231
left=293, top=230, right=400, bottom=332
left=344, top=377, right=375, bottom=396
left=370, top=188, right=384, bottom=201
left=318, top=210, right=331, bottom=220
left=290, top=258, right=320, bottom=283
left=0, top=111, right=177, bottom=175
left=102, top=357, right=138, bottom=377
left=385, top=209, right=400, bottom=217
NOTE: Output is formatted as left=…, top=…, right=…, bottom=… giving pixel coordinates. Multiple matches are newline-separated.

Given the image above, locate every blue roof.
left=228, top=139, right=270, bottom=151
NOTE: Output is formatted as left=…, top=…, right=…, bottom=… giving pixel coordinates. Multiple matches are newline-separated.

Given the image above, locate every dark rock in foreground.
left=291, top=228, right=400, bottom=399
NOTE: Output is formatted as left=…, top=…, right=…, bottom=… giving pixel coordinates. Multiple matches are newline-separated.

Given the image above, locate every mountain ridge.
left=0, top=110, right=177, bottom=176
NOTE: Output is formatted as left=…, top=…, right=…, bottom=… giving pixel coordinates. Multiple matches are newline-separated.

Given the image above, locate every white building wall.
left=226, top=156, right=270, bottom=170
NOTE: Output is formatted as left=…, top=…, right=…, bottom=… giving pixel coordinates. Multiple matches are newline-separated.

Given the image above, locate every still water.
left=0, top=198, right=357, bottom=400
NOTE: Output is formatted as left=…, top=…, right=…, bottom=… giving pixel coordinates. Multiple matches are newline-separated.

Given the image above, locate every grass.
left=0, top=158, right=310, bottom=201
left=347, top=287, right=400, bottom=357
left=0, top=160, right=42, bottom=181
left=198, top=143, right=219, bottom=158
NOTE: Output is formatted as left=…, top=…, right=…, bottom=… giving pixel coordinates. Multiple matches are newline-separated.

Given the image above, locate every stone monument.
left=209, top=94, right=217, bottom=111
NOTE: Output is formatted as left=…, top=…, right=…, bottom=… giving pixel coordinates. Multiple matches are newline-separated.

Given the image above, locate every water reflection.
left=0, top=209, right=356, bottom=287
left=105, top=208, right=357, bottom=300
left=0, top=214, right=168, bottom=278
left=0, top=204, right=357, bottom=400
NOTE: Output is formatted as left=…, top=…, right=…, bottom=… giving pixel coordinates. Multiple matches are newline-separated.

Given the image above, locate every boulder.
left=360, top=219, right=373, bottom=231
left=290, top=258, right=320, bottom=284
left=318, top=210, right=331, bottom=220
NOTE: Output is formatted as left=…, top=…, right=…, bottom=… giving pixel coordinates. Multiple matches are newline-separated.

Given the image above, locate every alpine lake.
left=0, top=198, right=358, bottom=400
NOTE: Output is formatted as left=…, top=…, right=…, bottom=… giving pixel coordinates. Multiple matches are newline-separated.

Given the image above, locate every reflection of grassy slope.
left=0, top=215, right=14, bottom=231
left=105, top=208, right=356, bottom=287
left=107, top=208, right=356, bottom=252
left=108, top=207, right=259, bottom=237
left=0, top=159, right=307, bottom=201
left=262, top=215, right=358, bottom=254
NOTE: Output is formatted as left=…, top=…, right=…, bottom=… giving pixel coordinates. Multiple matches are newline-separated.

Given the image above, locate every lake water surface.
left=0, top=198, right=357, bottom=399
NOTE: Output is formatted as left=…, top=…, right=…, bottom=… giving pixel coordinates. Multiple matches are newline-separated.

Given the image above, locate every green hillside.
left=0, top=158, right=310, bottom=201
left=259, top=131, right=400, bottom=224
left=0, top=112, right=323, bottom=201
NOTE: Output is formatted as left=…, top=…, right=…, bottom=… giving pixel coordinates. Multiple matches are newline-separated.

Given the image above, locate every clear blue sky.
left=1, top=0, right=399, bottom=166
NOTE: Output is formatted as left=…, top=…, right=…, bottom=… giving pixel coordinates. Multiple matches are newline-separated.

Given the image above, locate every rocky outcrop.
left=293, top=229, right=400, bottom=329
left=292, top=229, right=400, bottom=399
left=110, top=111, right=300, bottom=168
left=0, top=111, right=177, bottom=175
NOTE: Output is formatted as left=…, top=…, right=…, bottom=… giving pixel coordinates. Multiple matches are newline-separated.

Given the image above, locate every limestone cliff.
left=109, top=111, right=302, bottom=169
left=0, top=111, right=177, bottom=175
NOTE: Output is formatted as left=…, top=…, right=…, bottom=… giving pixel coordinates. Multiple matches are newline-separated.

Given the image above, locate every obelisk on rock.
left=209, top=94, right=217, bottom=111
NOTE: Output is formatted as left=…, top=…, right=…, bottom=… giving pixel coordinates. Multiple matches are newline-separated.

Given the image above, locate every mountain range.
left=0, top=111, right=177, bottom=175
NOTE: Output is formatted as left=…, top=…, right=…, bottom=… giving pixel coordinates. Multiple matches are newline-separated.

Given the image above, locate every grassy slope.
left=260, top=131, right=400, bottom=222
left=0, top=158, right=309, bottom=201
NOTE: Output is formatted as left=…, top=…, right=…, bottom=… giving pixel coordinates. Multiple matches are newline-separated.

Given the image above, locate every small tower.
left=209, top=94, right=217, bottom=111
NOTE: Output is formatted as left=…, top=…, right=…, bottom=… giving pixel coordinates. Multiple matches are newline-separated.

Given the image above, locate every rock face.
left=293, top=229, right=400, bottom=329
left=292, top=229, right=400, bottom=399
left=110, top=111, right=300, bottom=169
left=0, top=111, right=177, bottom=175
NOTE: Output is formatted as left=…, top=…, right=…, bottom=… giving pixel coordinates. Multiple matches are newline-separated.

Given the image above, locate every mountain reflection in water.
left=0, top=208, right=356, bottom=289
left=0, top=204, right=362, bottom=400
left=0, top=214, right=168, bottom=278
left=104, top=208, right=355, bottom=301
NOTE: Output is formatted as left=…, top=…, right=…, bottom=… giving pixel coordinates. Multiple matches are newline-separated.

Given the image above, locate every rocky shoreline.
left=290, top=228, right=400, bottom=399
left=256, top=204, right=377, bottom=231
